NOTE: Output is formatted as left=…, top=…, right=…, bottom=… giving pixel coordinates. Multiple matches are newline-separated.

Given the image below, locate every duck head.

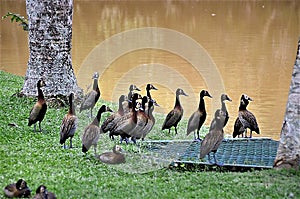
left=221, top=94, right=232, bottom=102
left=200, top=90, right=212, bottom=98
left=16, top=179, right=27, bottom=190
left=37, top=79, right=46, bottom=88
left=129, top=84, right=141, bottom=92
left=146, top=84, right=158, bottom=91
left=176, top=88, right=188, bottom=97
left=240, top=94, right=253, bottom=106
left=99, top=105, right=113, bottom=113
left=92, top=72, right=99, bottom=79
left=113, top=145, right=123, bottom=153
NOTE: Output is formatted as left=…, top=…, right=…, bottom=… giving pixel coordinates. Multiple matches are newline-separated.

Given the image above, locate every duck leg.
left=69, top=138, right=73, bottom=148
left=94, top=145, right=97, bottom=156
left=33, top=123, right=37, bottom=132
left=175, top=127, right=178, bottom=135
left=250, top=130, right=253, bottom=138
left=213, top=152, right=223, bottom=166
left=39, top=121, right=42, bottom=132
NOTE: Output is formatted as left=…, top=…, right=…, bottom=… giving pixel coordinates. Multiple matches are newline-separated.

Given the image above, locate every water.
left=1, top=0, right=300, bottom=140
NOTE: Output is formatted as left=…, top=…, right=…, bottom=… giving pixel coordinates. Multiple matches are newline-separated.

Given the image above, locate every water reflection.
left=1, top=0, right=299, bottom=140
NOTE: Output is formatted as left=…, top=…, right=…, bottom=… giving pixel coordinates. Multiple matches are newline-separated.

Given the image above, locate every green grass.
left=0, top=70, right=299, bottom=198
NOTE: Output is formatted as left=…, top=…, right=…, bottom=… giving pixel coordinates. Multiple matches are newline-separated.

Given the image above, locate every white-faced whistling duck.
left=186, top=90, right=212, bottom=141
left=98, top=145, right=126, bottom=164
left=199, top=109, right=226, bottom=165
left=110, top=93, right=141, bottom=144
left=233, top=94, right=260, bottom=138
left=123, top=84, right=141, bottom=113
left=209, top=94, right=232, bottom=131
left=130, top=96, right=149, bottom=143
left=80, top=72, right=100, bottom=117
left=82, top=105, right=113, bottom=155
left=60, top=93, right=78, bottom=149
left=28, top=79, right=47, bottom=133
left=100, top=95, right=127, bottom=135
left=4, top=179, right=31, bottom=198
left=162, top=88, right=188, bottom=135
left=139, top=99, right=159, bottom=141
left=33, top=185, right=56, bottom=199
left=144, top=83, right=158, bottom=112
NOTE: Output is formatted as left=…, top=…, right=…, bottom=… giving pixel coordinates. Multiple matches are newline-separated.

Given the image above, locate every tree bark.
left=274, top=38, right=300, bottom=170
left=21, top=0, right=81, bottom=97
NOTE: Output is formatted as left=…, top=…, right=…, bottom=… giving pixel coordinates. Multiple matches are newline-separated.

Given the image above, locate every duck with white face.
left=98, top=145, right=126, bottom=165
left=233, top=94, right=260, bottom=138
left=33, top=185, right=56, bottom=199
left=4, top=179, right=31, bottom=198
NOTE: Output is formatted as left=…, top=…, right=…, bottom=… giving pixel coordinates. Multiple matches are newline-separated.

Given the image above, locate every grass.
left=0, top=70, right=299, bottom=198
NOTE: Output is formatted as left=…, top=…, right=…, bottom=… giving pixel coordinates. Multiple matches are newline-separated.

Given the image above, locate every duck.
left=60, top=93, right=78, bottom=149
left=33, top=185, right=56, bottom=199
left=100, top=95, right=127, bottom=135
left=144, top=83, right=158, bottom=112
left=162, top=88, right=188, bottom=135
left=98, top=145, right=126, bottom=164
left=82, top=105, right=113, bottom=155
left=4, top=179, right=31, bottom=198
left=28, top=79, right=47, bottom=132
left=232, top=116, right=245, bottom=138
left=139, top=99, right=159, bottom=141
left=209, top=94, right=232, bottom=131
left=123, top=84, right=141, bottom=113
left=186, top=90, right=212, bottom=141
left=233, top=94, right=260, bottom=138
left=130, top=96, right=150, bottom=143
left=80, top=72, right=101, bottom=117
left=199, top=109, right=226, bottom=165
left=109, top=93, right=141, bottom=143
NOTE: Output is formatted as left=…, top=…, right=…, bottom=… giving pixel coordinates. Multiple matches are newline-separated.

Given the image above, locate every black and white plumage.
left=123, top=84, right=141, bottom=113
left=33, top=185, right=56, bottom=199
left=199, top=109, right=226, bottom=165
left=28, top=79, right=47, bottom=132
left=186, top=90, right=212, bottom=141
left=60, top=93, right=78, bottom=149
left=233, top=94, right=260, bottom=138
left=82, top=105, right=113, bottom=155
left=80, top=72, right=100, bottom=117
left=4, top=179, right=31, bottom=198
left=162, top=88, right=188, bottom=135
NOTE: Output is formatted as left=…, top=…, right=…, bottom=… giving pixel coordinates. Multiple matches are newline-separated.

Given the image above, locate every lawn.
left=0, top=70, right=299, bottom=198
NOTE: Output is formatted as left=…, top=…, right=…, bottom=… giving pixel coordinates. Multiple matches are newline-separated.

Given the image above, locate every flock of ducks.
left=5, top=71, right=261, bottom=197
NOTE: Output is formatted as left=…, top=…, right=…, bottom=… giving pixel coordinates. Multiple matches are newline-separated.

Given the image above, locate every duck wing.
left=60, top=114, right=78, bottom=144
left=82, top=125, right=100, bottom=151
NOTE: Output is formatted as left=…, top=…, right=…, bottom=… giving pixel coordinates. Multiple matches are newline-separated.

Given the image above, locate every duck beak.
left=207, top=93, right=213, bottom=98
left=248, top=97, right=253, bottom=101
left=227, top=96, right=232, bottom=102
left=135, top=87, right=141, bottom=91
left=107, top=107, right=114, bottom=112
left=152, top=85, right=158, bottom=90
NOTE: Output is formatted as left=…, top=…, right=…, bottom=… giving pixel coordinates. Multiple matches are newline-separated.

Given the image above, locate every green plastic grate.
left=143, top=138, right=279, bottom=169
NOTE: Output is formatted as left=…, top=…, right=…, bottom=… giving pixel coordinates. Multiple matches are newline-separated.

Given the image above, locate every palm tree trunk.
left=274, top=38, right=300, bottom=170
left=21, top=0, right=81, bottom=97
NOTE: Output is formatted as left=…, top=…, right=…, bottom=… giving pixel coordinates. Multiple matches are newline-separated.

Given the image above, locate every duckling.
left=100, top=95, right=127, bottom=135
left=33, top=185, right=56, bottom=199
left=98, top=145, right=126, bottom=164
left=186, top=90, right=212, bottom=141
left=209, top=94, right=232, bottom=131
left=4, top=179, right=31, bottom=198
left=80, top=72, right=101, bottom=117
left=123, top=84, right=141, bottom=113
left=110, top=93, right=141, bottom=143
left=199, top=109, right=226, bottom=165
left=162, top=88, right=188, bottom=135
left=60, top=93, right=78, bottom=149
left=28, top=79, right=47, bottom=132
left=82, top=105, right=113, bottom=155
left=234, top=94, right=260, bottom=138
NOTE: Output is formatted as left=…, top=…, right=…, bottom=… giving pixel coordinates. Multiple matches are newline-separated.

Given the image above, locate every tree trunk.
left=274, top=38, right=300, bottom=170
left=21, top=0, right=81, bottom=97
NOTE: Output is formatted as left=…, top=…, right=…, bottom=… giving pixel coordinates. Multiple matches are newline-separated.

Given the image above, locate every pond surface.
left=1, top=0, right=300, bottom=140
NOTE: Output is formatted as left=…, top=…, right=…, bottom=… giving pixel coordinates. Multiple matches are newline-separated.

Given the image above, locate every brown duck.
left=162, top=88, right=188, bottom=135
left=80, top=72, right=100, bottom=117
left=123, top=84, right=140, bottom=113
left=4, top=179, right=31, bottom=198
left=82, top=105, right=113, bottom=155
left=186, top=90, right=212, bottom=141
left=98, top=145, right=126, bottom=164
left=33, top=185, right=56, bottom=199
left=209, top=94, right=232, bottom=131
left=233, top=94, right=260, bottom=138
left=28, top=79, right=47, bottom=132
left=60, top=93, right=78, bottom=149
left=100, top=95, right=127, bottom=135
left=199, top=109, right=226, bottom=165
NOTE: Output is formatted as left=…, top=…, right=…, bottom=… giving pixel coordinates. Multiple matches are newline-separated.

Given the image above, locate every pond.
left=1, top=0, right=300, bottom=140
